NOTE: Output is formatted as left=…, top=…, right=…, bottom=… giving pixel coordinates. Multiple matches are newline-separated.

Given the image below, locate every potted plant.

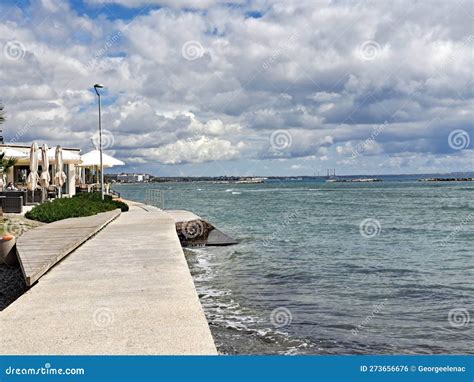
left=0, top=226, right=16, bottom=265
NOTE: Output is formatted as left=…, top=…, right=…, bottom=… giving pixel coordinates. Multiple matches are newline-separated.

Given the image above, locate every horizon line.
left=106, top=170, right=474, bottom=178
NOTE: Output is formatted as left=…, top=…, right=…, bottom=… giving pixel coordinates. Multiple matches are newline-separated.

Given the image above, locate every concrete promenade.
left=17, top=209, right=121, bottom=286
left=0, top=202, right=217, bottom=355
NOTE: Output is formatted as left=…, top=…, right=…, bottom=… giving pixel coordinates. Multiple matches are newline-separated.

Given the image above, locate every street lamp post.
left=93, top=84, right=104, bottom=200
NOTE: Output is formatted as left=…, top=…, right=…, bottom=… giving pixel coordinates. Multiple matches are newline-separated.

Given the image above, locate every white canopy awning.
left=38, top=148, right=81, bottom=164
left=0, top=148, right=29, bottom=158
left=78, top=150, right=125, bottom=168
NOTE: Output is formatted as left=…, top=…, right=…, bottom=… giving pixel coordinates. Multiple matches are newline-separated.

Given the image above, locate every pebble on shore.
left=0, top=215, right=44, bottom=310
left=0, top=264, right=26, bottom=310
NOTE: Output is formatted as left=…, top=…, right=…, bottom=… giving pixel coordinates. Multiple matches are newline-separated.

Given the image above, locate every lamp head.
left=93, top=84, right=104, bottom=96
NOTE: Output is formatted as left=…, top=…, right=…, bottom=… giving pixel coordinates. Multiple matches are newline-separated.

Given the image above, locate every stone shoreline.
left=0, top=264, right=26, bottom=311
left=0, top=216, right=44, bottom=310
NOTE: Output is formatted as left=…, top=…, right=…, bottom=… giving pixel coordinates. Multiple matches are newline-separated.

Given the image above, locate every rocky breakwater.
left=418, top=177, right=474, bottom=182
left=169, top=211, right=237, bottom=247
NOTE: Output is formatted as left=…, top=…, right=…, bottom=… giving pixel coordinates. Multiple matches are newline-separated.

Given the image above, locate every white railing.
left=144, top=189, right=164, bottom=209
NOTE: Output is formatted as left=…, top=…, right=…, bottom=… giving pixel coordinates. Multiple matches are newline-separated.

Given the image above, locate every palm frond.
left=0, top=154, right=16, bottom=173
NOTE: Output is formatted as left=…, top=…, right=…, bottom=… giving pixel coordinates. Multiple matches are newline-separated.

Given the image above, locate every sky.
left=0, top=0, right=472, bottom=176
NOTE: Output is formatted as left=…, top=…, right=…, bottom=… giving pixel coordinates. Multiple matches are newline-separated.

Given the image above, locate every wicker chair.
left=26, top=190, right=43, bottom=203
left=0, top=191, right=28, bottom=206
left=1, top=196, right=23, bottom=213
left=47, top=186, right=58, bottom=199
left=76, top=184, right=89, bottom=194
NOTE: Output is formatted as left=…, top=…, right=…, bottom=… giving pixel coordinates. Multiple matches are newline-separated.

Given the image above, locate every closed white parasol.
left=54, top=145, right=67, bottom=198
left=27, top=142, right=39, bottom=202
left=40, top=144, right=50, bottom=186
left=40, top=144, right=50, bottom=201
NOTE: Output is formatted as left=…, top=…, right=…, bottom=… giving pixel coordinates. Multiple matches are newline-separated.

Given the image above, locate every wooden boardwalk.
left=0, top=203, right=217, bottom=355
left=16, top=209, right=121, bottom=286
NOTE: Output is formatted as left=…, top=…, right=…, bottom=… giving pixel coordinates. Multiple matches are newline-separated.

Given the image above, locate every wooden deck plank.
left=16, top=209, right=121, bottom=286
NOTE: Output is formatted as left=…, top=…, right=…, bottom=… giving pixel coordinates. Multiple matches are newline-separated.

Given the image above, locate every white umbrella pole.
left=58, top=166, right=61, bottom=198
left=55, top=162, right=60, bottom=198
left=58, top=163, right=61, bottom=198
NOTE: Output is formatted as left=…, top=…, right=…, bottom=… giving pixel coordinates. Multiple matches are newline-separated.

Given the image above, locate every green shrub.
left=112, top=199, right=129, bottom=212
left=25, top=193, right=128, bottom=223
left=72, top=192, right=112, bottom=202
left=72, top=192, right=129, bottom=212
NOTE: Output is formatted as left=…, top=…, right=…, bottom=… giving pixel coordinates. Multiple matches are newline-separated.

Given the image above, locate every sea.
left=113, top=174, right=473, bottom=354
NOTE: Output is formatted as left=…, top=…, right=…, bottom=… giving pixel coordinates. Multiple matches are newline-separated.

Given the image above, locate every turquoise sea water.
left=113, top=177, right=473, bottom=354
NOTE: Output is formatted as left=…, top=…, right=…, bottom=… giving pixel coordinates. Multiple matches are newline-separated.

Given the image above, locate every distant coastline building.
left=117, top=173, right=150, bottom=183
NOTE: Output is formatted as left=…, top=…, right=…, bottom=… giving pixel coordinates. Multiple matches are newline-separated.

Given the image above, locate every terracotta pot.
left=0, top=234, right=17, bottom=265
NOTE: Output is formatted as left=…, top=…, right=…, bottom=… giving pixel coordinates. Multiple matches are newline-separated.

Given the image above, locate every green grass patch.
left=25, top=193, right=128, bottom=223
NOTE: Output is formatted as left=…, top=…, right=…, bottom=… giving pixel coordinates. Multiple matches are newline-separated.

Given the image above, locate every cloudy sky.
left=0, top=0, right=472, bottom=176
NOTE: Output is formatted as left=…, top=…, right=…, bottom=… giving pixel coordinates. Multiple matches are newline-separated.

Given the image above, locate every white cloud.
left=86, top=0, right=244, bottom=9
left=0, top=0, right=472, bottom=175
left=140, top=136, right=242, bottom=164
